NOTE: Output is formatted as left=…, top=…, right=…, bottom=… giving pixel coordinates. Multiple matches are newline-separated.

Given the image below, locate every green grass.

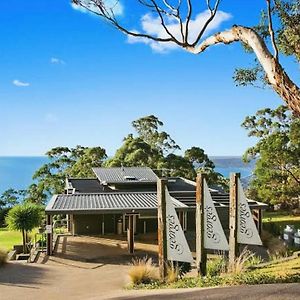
left=0, top=228, right=22, bottom=251
left=263, top=211, right=300, bottom=223
left=0, top=227, right=38, bottom=252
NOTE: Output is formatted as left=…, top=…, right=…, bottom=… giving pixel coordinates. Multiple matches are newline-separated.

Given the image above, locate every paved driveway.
left=0, top=235, right=157, bottom=300
left=0, top=261, right=131, bottom=300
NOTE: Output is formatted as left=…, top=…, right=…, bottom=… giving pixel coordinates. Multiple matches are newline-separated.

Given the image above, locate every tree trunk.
left=22, top=229, right=26, bottom=254
left=187, top=25, right=300, bottom=116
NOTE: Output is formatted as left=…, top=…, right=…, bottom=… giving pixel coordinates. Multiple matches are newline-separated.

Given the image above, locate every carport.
left=45, top=191, right=188, bottom=255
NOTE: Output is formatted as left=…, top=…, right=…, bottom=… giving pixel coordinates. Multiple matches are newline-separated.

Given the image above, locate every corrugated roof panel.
left=92, top=167, right=158, bottom=184
left=46, top=192, right=187, bottom=213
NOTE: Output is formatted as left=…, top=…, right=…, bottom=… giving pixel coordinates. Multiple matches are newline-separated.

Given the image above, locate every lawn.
left=263, top=211, right=300, bottom=223
left=0, top=228, right=22, bottom=251
left=255, top=256, right=300, bottom=276
left=0, top=228, right=38, bottom=252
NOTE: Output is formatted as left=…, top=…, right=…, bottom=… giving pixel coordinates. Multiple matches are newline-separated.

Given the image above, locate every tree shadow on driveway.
left=0, top=263, right=47, bottom=288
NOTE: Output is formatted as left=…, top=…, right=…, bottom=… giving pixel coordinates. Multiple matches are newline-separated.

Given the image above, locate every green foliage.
left=106, top=135, right=161, bottom=169
left=276, top=0, right=300, bottom=61
left=107, top=115, right=226, bottom=188
left=234, top=0, right=300, bottom=87
left=5, top=203, right=43, bottom=253
left=6, top=203, right=43, bottom=233
left=0, top=189, right=26, bottom=209
left=0, top=208, right=10, bottom=227
left=131, top=257, right=300, bottom=289
left=132, top=115, right=180, bottom=155
left=207, top=256, right=227, bottom=277
left=0, top=228, right=38, bottom=252
left=242, top=106, right=300, bottom=207
left=33, top=145, right=107, bottom=200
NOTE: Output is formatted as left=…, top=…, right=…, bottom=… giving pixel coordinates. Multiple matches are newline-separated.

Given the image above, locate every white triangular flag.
left=237, top=179, right=262, bottom=245
left=203, top=180, right=229, bottom=251
left=165, top=188, right=193, bottom=263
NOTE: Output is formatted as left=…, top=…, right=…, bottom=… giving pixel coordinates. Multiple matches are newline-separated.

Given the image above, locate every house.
left=45, top=167, right=267, bottom=239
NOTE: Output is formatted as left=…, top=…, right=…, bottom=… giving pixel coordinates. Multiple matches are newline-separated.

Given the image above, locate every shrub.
left=0, top=249, right=7, bottom=267
left=261, top=230, right=287, bottom=256
left=128, top=257, right=158, bottom=285
left=207, top=256, right=227, bottom=277
left=169, top=261, right=191, bottom=278
left=229, top=248, right=255, bottom=274
left=244, top=255, right=262, bottom=268
left=166, top=263, right=179, bottom=283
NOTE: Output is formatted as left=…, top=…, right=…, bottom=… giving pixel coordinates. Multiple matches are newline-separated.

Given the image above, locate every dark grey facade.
left=46, top=167, right=267, bottom=236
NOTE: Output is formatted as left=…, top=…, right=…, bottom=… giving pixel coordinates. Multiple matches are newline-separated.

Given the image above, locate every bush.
left=228, top=248, right=255, bottom=274
left=0, top=208, right=10, bottom=227
left=169, top=261, right=191, bottom=278
left=166, top=263, right=179, bottom=284
left=0, top=249, right=7, bottom=267
left=207, top=256, right=227, bottom=277
left=128, top=257, right=158, bottom=285
left=261, top=230, right=287, bottom=256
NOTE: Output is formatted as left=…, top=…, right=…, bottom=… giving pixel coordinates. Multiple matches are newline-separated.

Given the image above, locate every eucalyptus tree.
left=72, top=0, right=300, bottom=116
left=107, top=115, right=227, bottom=188
left=33, top=145, right=107, bottom=198
left=242, top=106, right=300, bottom=207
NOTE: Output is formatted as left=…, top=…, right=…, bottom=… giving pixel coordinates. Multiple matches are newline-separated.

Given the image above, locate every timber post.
left=157, top=178, right=168, bottom=280
left=127, top=214, right=135, bottom=254
left=46, top=214, right=53, bottom=256
left=196, top=173, right=207, bottom=276
left=229, top=172, right=240, bottom=269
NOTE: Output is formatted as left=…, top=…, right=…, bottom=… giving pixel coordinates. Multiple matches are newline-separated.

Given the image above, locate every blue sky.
left=0, top=0, right=298, bottom=157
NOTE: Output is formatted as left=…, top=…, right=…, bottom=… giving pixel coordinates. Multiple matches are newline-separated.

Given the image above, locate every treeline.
left=0, top=115, right=226, bottom=225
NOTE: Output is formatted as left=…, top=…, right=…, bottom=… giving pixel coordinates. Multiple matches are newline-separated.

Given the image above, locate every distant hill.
left=210, top=156, right=256, bottom=169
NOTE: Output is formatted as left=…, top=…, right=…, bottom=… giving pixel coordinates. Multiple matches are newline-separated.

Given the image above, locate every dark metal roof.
left=63, top=176, right=267, bottom=210
left=67, top=178, right=112, bottom=193
left=45, top=192, right=188, bottom=214
left=165, top=177, right=267, bottom=209
left=92, top=167, right=158, bottom=184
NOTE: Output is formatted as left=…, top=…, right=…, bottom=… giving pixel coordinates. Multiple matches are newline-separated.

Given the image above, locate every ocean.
left=0, top=156, right=254, bottom=194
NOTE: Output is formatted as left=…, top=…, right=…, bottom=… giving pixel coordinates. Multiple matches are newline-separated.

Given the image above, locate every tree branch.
left=184, top=0, right=192, bottom=44
left=266, top=0, right=279, bottom=61
left=282, top=165, right=300, bottom=185
left=73, top=0, right=174, bottom=43
left=149, top=0, right=182, bottom=45
left=186, top=25, right=300, bottom=115
left=72, top=0, right=300, bottom=116
left=191, top=0, right=221, bottom=47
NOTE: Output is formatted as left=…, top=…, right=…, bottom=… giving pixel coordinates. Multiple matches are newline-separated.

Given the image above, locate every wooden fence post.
left=229, top=173, right=240, bottom=269
left=46, top=214, right=53, bottom=256
left=127, top=214, right=134, bottom=254
left=196, top=173, right=207, bottom=276
left=157, top=178, right=168, bottom=280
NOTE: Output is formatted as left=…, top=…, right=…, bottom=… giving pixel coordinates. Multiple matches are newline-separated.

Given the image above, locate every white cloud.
left=127, top=10, right=232, bottom=53
left=12, top=79, right=30, bottom=87
left=71, top=0, right=123, bottom=17
left=45, top=113, right=58, bottom=124
left=51, top=57, right=66, bottom=65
